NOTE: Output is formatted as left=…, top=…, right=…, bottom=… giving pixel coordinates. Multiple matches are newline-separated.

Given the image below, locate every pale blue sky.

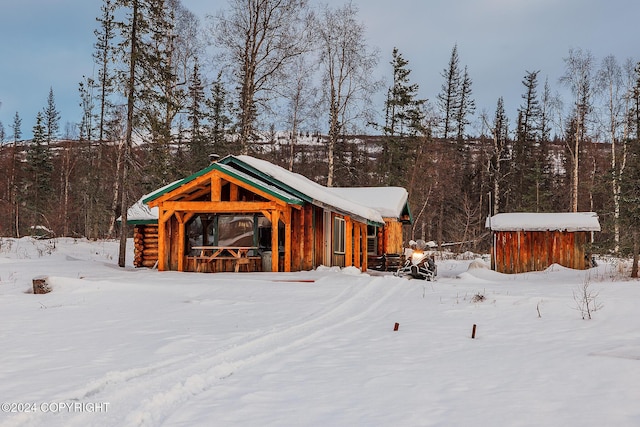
left=1, top=0, right=638, bottom=139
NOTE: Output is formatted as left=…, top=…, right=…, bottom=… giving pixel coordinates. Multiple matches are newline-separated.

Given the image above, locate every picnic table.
left=190, top=246, right=260, bottom=272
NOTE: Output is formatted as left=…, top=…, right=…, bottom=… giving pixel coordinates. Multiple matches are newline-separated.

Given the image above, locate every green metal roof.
left=218, top=155, right=313, bottom=203
left=142, top=161, right=304, bottom=206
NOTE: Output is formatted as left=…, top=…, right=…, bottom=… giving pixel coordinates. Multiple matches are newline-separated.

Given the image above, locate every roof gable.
left=136, top=155, right=410, bottom=226
left=143, top=162, right=304, bottom=207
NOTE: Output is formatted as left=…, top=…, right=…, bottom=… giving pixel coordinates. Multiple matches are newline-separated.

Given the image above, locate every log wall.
left=133, top=224, right=159, bottom=268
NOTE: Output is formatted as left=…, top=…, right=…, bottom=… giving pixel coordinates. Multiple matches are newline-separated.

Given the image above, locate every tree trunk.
left=632, top=230, right=639, bottom=278
left=119, top=0, right=139, bottom=268
left=571, top=125, right=579, bottom=212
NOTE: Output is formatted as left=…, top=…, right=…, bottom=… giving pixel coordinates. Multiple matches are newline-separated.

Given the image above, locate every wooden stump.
left=33, top=276, right=51, bottom=294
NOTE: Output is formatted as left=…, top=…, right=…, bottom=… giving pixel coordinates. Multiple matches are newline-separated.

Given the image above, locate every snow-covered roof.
left=486, top=212, right=601, bottom=232
left=234, top=155, right=387, bottom=224
left=327, top=187, right=409, bottom=218
left=132, top=155, right=410, bottom=226
left=123, top=180, right=180, bottom=224
left=215, top=163, right=304, bottom=205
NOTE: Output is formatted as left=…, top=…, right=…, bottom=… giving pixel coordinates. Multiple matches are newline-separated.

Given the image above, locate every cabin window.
left=367, top=225, right=378, bottom=254
left=333, top=217, right=346, bottom=254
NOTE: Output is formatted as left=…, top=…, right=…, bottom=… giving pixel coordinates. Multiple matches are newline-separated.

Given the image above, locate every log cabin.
left=125, top=155, right=412, bottom=273
left=486, top=212, right=600, bottom=274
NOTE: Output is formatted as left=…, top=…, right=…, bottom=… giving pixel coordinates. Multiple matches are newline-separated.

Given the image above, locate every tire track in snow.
left=5, top=275, right=403, bottom=427
left=124, top=276, right=403, bottom=427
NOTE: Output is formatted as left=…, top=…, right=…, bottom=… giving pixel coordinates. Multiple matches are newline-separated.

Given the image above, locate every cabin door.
left=323, top=210, right=332, bottom=266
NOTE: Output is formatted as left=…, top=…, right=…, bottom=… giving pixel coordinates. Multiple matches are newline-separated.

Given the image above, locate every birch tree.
left=316, top=2, right=379, bottom=186
left=560, top=48, right=595, bottom=212
left=621, top=62, right=640, bottom=277
left=485, top=97, right=509, bottom=215
left=280, top=54, right=318, bottom=172
left=9, top=112, right=21, bottom=237
left=595, top=55, right=625, bottom=253
left=210, top=0, right=313, bottom=154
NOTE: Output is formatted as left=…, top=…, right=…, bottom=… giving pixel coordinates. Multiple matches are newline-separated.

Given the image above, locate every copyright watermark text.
left=2, top=401, right=110, bottom=413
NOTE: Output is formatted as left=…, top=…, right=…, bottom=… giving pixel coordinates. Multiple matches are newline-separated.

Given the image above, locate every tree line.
left=1, top=0, right=640, bottom=274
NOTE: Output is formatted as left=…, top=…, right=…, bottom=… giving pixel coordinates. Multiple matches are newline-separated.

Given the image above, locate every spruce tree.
left=382, top=47, right=426, bottom=186
left=437, top=44, right=461, bottom=140
left=9, top=112, right=22, bottom=236
left=22, top=112, right=53, bottom=230
left=207, top=70, right=232, bottom=156
left=454, top=66, right=475, bottom=142
left=43, top=87, right=60, bottom=145
left=186, top=59, right=210, bottom=171
left=94, top=0, right=117, bottom=142
left=489, top=97, right=509, bottom=214
left=511, top=70, right=542, bottom=210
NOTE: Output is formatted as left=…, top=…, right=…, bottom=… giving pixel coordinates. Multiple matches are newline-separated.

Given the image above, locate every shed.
left=486, top=212, right=600, bottom=273
left=127, top=155, right=411, bottom=273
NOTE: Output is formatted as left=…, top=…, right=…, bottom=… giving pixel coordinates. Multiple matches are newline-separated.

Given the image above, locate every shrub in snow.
left=573, top=276, right=603, bottom=320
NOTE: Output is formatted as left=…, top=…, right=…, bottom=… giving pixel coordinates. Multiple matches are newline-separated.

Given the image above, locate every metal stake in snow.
left=471, top=324, right=477, bottom=339
left=393, top=322, right=400, bottom=331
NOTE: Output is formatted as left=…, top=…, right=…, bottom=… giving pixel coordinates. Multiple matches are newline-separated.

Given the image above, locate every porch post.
left=354, top=222, right=361, bottom=269
left=361, top=223, right=368, bottom=271
left=345, top=216, right=353, bottom=267
left=157, top=209, right=173, bottom=271
left=271, top=209, right=280, bottom=272
left=284, top=207, right=292, bottom=272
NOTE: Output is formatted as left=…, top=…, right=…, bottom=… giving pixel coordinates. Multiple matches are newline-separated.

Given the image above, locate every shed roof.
left=486, top=212, right=601, bottom=232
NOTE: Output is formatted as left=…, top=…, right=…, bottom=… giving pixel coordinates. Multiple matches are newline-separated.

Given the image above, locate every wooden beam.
left=361, top=223, right=368, bottom=271
left=159, top=201, right=279, bottom=213
left=185, top=186, right=211, bottom=201
left=229, top=183, right=239, bottom=201
left=157, top=210, right=169, bottom=271
left=271, top=209, right=280, bottom=272
left=176, top=212, right=186, bottom=272
left=284, top=206, right=292, bottom=272
left=345, top=216, right=353, bottom=267
left=211, top=175, right=221, bottom=201
left=148, top=173, right=214, bottom=207
left=354, top=222, right=361, bottom=269
left=159, top=209, right=174, bottom=224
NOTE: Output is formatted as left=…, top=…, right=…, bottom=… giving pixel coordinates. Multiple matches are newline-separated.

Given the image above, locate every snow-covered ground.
left=1, top=237, right=639, bottom=427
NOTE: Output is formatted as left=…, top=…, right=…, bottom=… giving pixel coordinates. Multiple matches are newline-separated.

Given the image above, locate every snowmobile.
left=395, top=239, right=437, bottom=281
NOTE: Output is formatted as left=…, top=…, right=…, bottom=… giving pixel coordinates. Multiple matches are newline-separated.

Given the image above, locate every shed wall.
left=493, top=230, right=589, bottom=274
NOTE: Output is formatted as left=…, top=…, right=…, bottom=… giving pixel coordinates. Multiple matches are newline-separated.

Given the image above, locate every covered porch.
left=143, top=160, right=372, bottom=273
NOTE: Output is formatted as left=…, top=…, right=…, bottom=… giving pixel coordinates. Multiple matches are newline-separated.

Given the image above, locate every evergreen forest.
left=1, top=0, right=640, bottom=272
